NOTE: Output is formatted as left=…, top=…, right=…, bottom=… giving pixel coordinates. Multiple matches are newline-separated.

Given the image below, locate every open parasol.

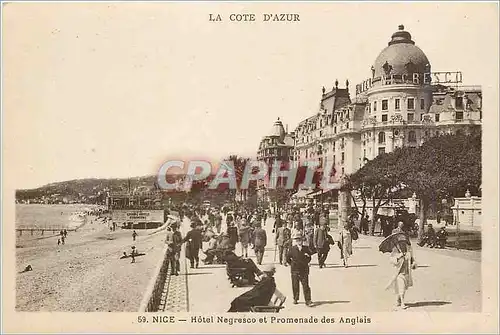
left=378, top=232, right=409, bottom=253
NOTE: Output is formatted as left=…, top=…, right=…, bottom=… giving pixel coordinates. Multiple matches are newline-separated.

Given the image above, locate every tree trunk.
left=418, top=197, right=429, bottom=242
left=369, top=198, right=376, bottom=235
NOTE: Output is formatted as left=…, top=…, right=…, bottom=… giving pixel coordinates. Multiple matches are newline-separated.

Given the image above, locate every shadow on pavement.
left=186, top=272, right=213, bottom=276
left=310, top=300, right=350, bottom=307
left=406, top=301, right=451, bottom=308
left=200, top=264, right=226, bottom=269
left=326, top=264, right=378, bottom=269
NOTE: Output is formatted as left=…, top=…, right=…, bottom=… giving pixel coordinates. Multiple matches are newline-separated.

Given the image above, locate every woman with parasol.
left=379, top=232, right=417, bottom=310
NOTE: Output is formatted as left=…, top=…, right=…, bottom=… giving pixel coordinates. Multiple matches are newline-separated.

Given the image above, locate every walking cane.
left=273, top=244, right=277, bottom=262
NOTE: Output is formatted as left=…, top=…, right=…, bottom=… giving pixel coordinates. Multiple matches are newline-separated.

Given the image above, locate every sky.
left=3, top=2, right=498, bottom=189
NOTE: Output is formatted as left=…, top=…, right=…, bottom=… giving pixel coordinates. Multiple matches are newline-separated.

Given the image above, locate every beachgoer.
left=131, top=246, right=137, bottom=263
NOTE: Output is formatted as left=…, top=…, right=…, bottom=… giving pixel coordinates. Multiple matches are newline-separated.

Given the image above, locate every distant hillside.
left=15, top=175, right=183, bottom=204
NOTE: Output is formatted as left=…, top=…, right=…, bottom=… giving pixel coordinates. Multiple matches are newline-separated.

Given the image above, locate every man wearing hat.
left=227, top=264, right=276, bottom=312
left=183, top=221, right=203, bottom=268
left=286, top=231, right=313, bottom=306
left=165, top=222, right=183, bottom=275
left=252, top=223, right=267, bottom=265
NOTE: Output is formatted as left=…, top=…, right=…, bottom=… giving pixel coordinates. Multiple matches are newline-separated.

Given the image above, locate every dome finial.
left=398, top=24, right=404, bottom=31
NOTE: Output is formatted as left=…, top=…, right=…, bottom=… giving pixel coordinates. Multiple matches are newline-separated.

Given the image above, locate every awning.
left=292, top=189, right=315, bottom=199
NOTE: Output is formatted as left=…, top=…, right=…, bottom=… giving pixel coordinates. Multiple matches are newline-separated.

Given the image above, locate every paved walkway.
left=186, top=217, right=481, bottom=313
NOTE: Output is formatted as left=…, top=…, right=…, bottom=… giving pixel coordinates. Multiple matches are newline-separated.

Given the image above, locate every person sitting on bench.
left=228, top=264, right=276, bottom=312
left=223, top=250, right=262, bottom=285
left=436, top=227, right=448, bottom=249
left=202, top=234, right=219, bottom=264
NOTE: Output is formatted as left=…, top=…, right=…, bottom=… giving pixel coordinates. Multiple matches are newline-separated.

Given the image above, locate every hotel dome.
left=372, top=25, right=431, bottom=79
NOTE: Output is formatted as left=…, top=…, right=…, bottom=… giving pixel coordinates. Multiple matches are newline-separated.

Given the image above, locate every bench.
left=250, top=289, right=286, bottom=313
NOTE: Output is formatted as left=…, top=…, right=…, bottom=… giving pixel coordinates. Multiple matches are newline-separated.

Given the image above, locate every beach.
left=15, top=205, right=168, bottom=312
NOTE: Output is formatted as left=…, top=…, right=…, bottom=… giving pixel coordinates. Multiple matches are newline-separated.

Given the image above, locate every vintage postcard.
left=2, top=1, right=499, bottom=333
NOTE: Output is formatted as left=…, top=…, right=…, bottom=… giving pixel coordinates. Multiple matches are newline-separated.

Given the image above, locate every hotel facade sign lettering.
left=356, top=71, right=463, bottom=95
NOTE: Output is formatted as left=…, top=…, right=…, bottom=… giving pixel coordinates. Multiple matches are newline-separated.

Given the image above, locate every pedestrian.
left=252, top=223, right=267, bottom=265
left=61, top=235, right=65, bottom=245
left=360, top=215, right=369, bottom=234
left=238, top=219, right=251, bottom=258
left=63, top=229, right=68, bottom=238
left=314, top=223, right=329, bottom=268
left=227, top=222, right=239, bottom=250
left=275, top=221, right=291, bottom=266
left=386, top=236, right=417, bottom=310
left=338, top=223, right=353, bottom=268
left=132, top=230, right=138, bottom=241
left=165, top=222, right=183, bottom=275
left=57, top=239, right=61, bottom=246
left=184, top=222, right=203, bottom=268
left=286, top=231, right=313, bottom=306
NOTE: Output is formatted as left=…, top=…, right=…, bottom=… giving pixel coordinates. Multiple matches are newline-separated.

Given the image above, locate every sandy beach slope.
left=16, top=216, right=167, bottom=312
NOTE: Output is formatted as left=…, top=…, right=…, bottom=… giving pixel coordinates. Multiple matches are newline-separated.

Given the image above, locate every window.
left=334, top=126, right=337, bottom=134
left=378, top=147, right=386, bottom=155
left=420, top=113, right=424, bottom=121
left=420, top=98, right=425, bottom=110
left=456, top=111, right=464, bottom=120
left=341, top=152, right=345, bottom=164
left=333, top=155, right=336, bottom=164
left=435, top=114, right=440, bottom=122
left=407, top=98, right=415, bottom=110
left=373, top=101, right=377, bottom=112
left=363, top=149, right=366, bottom=158
left=456, top=97, right=464, bottom=110
left=319, top=130, right=323, bottom=137
left=395, top=99, right=400, bottom=110
left=407, top=113, right=414, bottom=122
left=394, top=130, right=399, bottom=136
left=408, top=131, right=417, bottom=143
left=378, top=132, right=385, bottom=144
left=341, top=167, right=345, bottom=175
left=382, top=99, right=388, bottom=111
left=382, top=114, right=388, bottom=122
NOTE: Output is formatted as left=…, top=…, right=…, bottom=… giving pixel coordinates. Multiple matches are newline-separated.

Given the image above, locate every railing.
left=138, top=245, right=169, bottom=312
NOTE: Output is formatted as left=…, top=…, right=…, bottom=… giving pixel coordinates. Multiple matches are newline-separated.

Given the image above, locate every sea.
left=15, top=204, right=97, bottom=230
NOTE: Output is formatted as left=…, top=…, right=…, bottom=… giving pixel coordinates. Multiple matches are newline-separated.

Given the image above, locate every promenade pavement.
left=186, top=217, right=481, bottom=313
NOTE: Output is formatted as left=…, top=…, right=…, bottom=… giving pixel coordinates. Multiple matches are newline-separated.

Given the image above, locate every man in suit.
left=286, top=232, right=313, bottom=306
left=253, top=223, right=267, bottom=265
left=275, top=221, right=291, bottom=266
left=227, top=264, right=276, bottom=312
left=183, top=222, right=203, bottom=268
left=314, top=223, right=328, bottom=268
left=165, top=222, right=183, bottom=276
